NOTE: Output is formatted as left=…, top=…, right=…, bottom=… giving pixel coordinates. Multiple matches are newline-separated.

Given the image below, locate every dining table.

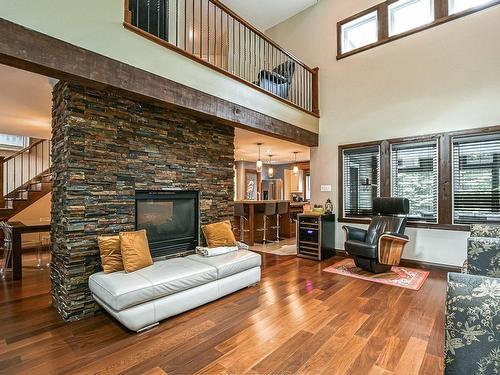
left=7, top=221, right=51, bottom=280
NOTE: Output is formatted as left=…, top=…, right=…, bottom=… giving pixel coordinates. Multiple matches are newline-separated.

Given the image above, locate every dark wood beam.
left=0, top=18, right=318, bottom=147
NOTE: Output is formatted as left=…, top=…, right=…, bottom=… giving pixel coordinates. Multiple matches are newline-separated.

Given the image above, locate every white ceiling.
left=0, top=64, right=52, bottom=139
left=0, top=64, right=309, bottom=163
left=221, top=0, right=319, bottom=31
left=234, top=128, right=310, bottom=164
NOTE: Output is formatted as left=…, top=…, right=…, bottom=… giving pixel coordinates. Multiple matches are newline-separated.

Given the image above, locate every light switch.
left=320, top=185, right=332, bottom=192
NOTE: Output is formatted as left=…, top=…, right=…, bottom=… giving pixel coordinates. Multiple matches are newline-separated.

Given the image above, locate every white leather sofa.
left=89, top=250, right=261, bottom=332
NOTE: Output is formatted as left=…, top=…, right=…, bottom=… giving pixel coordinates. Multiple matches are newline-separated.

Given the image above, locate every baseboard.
left=335, top=249, right=461, bottom=273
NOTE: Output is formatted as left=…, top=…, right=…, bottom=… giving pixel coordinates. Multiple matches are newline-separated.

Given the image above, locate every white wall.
left=0, top=0, right=318, bottom=134
left=267, top=0, right=500, bottom=266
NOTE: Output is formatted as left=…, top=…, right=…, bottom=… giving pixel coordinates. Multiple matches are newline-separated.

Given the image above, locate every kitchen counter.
left=234, top=200, right=299, bottom=245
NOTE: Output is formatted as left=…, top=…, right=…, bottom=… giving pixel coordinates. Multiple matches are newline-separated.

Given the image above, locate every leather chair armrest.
left=378, top=232, right=409, bottom=266
left=342, top=225, right=367, bottom=242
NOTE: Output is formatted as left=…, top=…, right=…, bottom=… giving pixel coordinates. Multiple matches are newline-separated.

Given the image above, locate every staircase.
left=0, top=139, right=52, bottom=221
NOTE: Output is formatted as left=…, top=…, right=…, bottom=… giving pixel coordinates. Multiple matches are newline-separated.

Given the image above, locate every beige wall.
left=0, top=0, right=318, bottom=133
left=10, top=193, right=51, bottom=244
left=267, top=1, right=500, bottom=266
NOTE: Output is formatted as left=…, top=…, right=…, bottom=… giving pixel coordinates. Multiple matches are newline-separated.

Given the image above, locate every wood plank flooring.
left=0, top=248, right=446, bottom=375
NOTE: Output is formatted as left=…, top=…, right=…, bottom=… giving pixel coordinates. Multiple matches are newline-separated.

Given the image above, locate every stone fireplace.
left=51, top=82, right=234, bottom=321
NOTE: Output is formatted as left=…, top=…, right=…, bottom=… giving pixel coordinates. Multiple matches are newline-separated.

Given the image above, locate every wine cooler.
left=297, top=213, right=335, bottom=261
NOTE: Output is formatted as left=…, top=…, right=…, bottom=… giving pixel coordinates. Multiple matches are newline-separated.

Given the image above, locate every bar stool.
left=256, top=202, right=276, bottom=244
left=0, top=222, right=13, bottom=278
left=271, top=202, right=289, bottom=241
left=234, top=203, right=250, bottom=243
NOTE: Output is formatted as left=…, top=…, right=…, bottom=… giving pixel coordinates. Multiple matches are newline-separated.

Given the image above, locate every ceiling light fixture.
left=256, top=143, right=263, bottom=173
left=268, top=154, right=274, bottom=178
left=292, top=152, right=299, bottom=175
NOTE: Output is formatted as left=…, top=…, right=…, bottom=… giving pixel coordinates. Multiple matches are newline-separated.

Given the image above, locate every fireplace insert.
left=135, top=190, right=200, bottom=259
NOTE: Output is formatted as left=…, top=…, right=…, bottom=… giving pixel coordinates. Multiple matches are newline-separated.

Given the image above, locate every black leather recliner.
left=257, top=61, right=296, bottom=100
left=343, top=197, right=410, bottom=273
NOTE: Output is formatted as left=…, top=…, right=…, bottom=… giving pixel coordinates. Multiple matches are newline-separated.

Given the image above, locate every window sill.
left=338, top=217, right=470, bottom=232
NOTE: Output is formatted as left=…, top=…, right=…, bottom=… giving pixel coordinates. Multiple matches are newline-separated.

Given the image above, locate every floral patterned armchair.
left=444, top=224, right=500, bottom=374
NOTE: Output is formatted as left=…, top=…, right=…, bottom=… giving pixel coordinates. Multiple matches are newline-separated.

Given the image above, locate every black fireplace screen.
left=135, top=190, right=200, bottom=258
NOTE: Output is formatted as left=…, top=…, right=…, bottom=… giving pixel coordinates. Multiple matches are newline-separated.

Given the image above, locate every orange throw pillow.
left=119, top=230, right=153, bottom=273
left=97, top=235, right=124, bottom=273
left=202, top=220, right=237, bottom=248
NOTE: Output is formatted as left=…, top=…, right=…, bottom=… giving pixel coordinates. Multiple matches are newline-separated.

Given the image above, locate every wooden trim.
left=398, top=258, right=462, bottom=273
left=311, top=68, right=320, bottom=116
left=380, top=140, right=390, bottom=197
left=337, top=0, right=500, bottom=60
left=335, top=249, right=462, bottom=272
left=0, top=18, right=318, bottom=147
left=337, top=217, right=470, bottom=231
left=123, top=22, right=320, bottom=118
left=337, top=124, right=500, bottom=230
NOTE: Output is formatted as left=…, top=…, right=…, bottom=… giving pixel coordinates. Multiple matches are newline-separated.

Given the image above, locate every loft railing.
left=124, top=0, right=319, bottom=116
left=0, top=139, right=51, bottom=205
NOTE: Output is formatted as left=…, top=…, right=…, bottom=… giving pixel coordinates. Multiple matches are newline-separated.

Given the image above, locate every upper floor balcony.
left=124, top=0, right=319, bottom=117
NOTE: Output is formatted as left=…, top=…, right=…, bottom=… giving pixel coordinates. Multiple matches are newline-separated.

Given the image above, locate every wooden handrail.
left=3, top=139, right=45, bottom=163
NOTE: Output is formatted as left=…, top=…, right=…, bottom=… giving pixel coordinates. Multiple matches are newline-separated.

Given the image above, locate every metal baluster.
left=232, top=17, right=235, bottom=74
left=192, top=0, right=195, bottom=54
left=157, top=0, right=160, bottom=38
left=199, top=0, right=202, bottom=58
left=238, top=22, right=241, bottom=77
left=243, top=27, right=246, bottom=80
left=207, top=2, right=210, bottom=62
left=220, top=7, right=223, bottom=69
left=147, top=0, right=151, bottom=33
left=214, top=5, right=217, bottom=66
left=226, top=13, right=229, bottom=71
left=184, top=0, right=187, bottom=50
left=166, top=0, right=169, bottom=42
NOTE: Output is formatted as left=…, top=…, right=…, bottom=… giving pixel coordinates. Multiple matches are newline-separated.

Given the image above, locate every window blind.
left=343, top=146, right=380, bottom=217
left=391, top=141, right=438, bottom=222
left=453, top=135, right=500, bottom=224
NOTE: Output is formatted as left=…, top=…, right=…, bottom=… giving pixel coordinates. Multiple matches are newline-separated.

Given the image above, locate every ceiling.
left=0, top=64, right=309, bottom=163
left=0, top=64, right=52, bottom=139
left=234, top=128, right=310, bottom=164
left=221, top=0, right=319, bottom=31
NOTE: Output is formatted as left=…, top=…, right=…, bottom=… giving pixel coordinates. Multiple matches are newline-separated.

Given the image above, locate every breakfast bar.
left=234, top=200, right=305, bottom=246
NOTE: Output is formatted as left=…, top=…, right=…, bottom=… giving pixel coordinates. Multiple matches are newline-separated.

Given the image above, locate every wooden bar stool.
left=234, top=203, right=250, bottom=243
left=256, top=202, right=276, bottom=244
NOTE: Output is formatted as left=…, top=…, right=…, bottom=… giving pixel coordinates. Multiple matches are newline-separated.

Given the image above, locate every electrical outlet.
left=320, top=185, right=332, bottom=192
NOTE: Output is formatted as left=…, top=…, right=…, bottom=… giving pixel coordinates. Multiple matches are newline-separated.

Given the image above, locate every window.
left=449, top=0, right=495, bottom=14
left=389, top=0, right=434, bottom=36
left=337, top=0, right=500, bottom=59
left=453, top=135, right=500, bottom=224
left=343, top=146, right=380, bottom=217
left=305, top=173, right=311, bottom=200
left=0, top=133, right=29, bottom=150
left=341, top=11, right=378, bottom=54
left=391, top=141, right=438, bottom=222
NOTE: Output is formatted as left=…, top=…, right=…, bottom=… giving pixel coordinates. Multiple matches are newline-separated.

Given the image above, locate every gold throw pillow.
left=97, top=235, right=124, bottom=273
left=202, top=220, right=237, bottom=248
left=119, top=230, right=153, bottom=273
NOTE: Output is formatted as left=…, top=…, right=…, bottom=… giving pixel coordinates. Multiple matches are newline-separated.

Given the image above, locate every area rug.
left=322, top=258, right=429, bottom=290
left=252, top=244, right=297, bottom=256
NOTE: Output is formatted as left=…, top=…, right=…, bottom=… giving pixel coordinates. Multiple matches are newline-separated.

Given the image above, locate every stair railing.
left=0, top=139, right=51, bottom=207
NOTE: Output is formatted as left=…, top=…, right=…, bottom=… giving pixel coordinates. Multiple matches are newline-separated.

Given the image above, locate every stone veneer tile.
left=51, top=82, right=235, bottom=321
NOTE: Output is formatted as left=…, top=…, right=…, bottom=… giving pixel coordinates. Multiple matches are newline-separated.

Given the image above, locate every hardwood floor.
left=0, top=248, right=446, bottom=375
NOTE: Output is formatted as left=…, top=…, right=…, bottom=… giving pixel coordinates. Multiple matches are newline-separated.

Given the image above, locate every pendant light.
left=292, top=152, right=299, bottom=175
left=256, top=143, right=263, bottom=173
left=268, top=154, right=274, bottom=178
